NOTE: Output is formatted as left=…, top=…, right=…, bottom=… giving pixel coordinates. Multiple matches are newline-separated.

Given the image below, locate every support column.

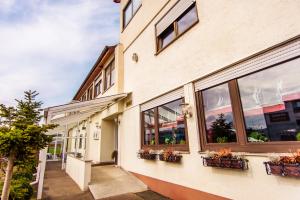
left=37, top=148, right=47, bottom=200
left=62, top=125, right=68, bottom=170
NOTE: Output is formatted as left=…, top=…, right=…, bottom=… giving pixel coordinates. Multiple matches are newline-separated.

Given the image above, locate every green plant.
left=150, top=138, right=155, bottom=145
left=216, top=136, right=228, bottom=143
left=296, top=132, right=300, bottom=141
left=211, top=114, right=235, bottom=143
left=0, top=90, right=57, bottom=200
left=248, top=131, right=268, bottom=142
left=179, top=139, right=186, bottom=144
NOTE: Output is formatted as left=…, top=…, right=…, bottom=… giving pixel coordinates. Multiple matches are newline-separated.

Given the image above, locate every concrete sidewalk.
left=89, top=165, right=147, bottom=199
left=42, top=161, right=94, bottom=200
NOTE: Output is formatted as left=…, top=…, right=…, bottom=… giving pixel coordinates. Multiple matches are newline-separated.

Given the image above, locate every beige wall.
left=119, top=0, right=300, bottom=199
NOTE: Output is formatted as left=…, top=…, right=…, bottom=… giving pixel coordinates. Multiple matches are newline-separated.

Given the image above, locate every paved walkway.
left=89, top=165, right=147, bottom=199
left=42, top=162, right=169, bottom=200
left=42, top=161, right=94, bottom=200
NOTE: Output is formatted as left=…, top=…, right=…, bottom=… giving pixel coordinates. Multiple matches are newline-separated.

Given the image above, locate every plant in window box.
left=158, top=149, right=182, bottom=163
left=264, top=150, right=300, bottom=177
left=202, top=148, right=248, bottom=170
left=137, top=149, right=157, bottom=160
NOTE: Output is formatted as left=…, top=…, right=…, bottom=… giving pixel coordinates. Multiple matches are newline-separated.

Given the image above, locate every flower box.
left=159, top=154, right=182, bottom=163
left=138, top=152, right=157, bottom=160
left=202, top=157, right=248, bottom=170
left=264, top=162, right=300, bottom=177
left=284, top=163, right=300, bottom=177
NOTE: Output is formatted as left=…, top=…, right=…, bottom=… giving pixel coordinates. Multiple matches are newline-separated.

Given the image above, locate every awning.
left=45, top=93, right=127, bottom=126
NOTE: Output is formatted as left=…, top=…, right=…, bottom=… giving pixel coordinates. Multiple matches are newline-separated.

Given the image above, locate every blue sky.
left=0, top=0, right=120, bottom=107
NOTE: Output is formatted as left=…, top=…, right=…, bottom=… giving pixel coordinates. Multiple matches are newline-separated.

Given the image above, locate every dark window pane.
left=158, top=99, right=186, bottom=145
left=124, top=1, right=133, bottom=27
left=238, top=58, right=300, bottom=142
left=159, top=25, right=175, bottom=49
left=202, top=83, right=237, bottom=143
left=143, top=109, right=155, bottom=145
left=177, top=5, right=198, bottom=35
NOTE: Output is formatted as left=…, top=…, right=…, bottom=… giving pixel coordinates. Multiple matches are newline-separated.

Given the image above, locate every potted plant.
left=137, top=149, right=157, bottom=160
left=202, top=148, right=248, bottom=170
left=264, top=150, right=300, bottom=177
left=159, top=149, right=182, bottom=163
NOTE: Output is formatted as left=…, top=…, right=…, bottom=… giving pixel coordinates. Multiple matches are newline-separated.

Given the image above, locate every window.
left=87, top=86, right=93, bottom=100
left=156, top=1, right=198, bottom=52
left=238, top=58, right=300, bottom=142
left=82, top=93, right=87, bottom=101
left=141, top=98, right=189, bottom=151
left=158, top=99, right=187, bottom=145
left=202, top=83, right=237, bottom=143
left=104, top=60, right=115, bottom=91
left=143, top=109, right=155, bottom=145
left=79, top=134, right=83, bottom=149
left=94, top=76, right=102, bottom=97
left=123, top=0, right=141, bottom=28
left=196, top=57, right=300, bottom=152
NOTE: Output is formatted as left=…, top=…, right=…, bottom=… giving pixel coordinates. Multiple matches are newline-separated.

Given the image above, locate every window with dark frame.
left=123, top=0, right=142, bottom=28
left=104, top=60, right=115, bottom=91
left=88, top=86, right=93, bottom=100
left=156, top=2, right=198, bottom=52
left=196, top=57, right=300, bottom=153
left=141, top=98, right=189, bottom=151
left=94, top=76, right=102, bottom=97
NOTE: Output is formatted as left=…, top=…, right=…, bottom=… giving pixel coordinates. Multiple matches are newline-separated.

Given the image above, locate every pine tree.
left=211, top=113, right=235, bottom=143
left=0, top=90, right=56, bottom=200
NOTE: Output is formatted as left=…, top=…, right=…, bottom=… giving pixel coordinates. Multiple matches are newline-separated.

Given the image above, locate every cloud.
left=0, top=0, right=120, bottom=107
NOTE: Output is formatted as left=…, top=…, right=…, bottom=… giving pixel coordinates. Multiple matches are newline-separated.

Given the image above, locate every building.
left=116, top=0, right=300, bottom=199
left=43, top=0, right=300, bottom=199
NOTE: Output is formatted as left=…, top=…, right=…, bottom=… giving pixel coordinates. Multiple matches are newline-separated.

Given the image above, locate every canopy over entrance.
left=44, top=93, right=127, bottom=127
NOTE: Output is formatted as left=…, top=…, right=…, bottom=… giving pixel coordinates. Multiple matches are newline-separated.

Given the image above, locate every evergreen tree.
left=0, top=90, right=56, bottom=200
left=211, top=113, right=235, bottom=143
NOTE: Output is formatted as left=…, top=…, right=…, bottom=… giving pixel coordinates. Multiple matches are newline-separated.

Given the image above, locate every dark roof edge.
left=72, top=45, right=116, bottom=100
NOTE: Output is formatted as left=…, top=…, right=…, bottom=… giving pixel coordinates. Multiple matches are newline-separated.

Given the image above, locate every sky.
left=0, top=0, right=120, bottom=107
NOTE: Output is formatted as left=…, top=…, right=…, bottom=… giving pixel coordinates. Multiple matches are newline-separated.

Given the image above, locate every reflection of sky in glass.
left=158, top=99, right=185, bottom=144
left=161, top=26, right=175, bottom=49
left=178, top=6, right=198, bottom=34
left=202, top=83, right=234, bottom=129
left=133, top=0, right=142, bottom=13
left=238, top=58, right=300, bottom=141
left=144, top=109, right=155, bottom=145
left=124, top=2, right=132, bottom=26
left=238, top=58, right=300, bottom=110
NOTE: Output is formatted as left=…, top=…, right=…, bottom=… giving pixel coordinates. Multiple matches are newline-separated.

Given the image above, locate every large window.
left=156, top=2, right=198, bottom=52
left=104, top=60, right=115, bottom=91
left=123, top=0, right=141, bottom=28
left=202, top=83, right=237, bottom=143
left=196, top=58, right=300, bottom=152
left=141, top=98, right=189, bottom=151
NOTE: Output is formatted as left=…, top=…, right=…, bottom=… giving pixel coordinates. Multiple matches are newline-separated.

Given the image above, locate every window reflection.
left=202, top=84, right=237, bottom=143
left=238, top=58, right=300, bottom=142
left=177, top=5, right=198, bottom=34
left=159, top=25, right=175, bottom=49
left=143, top=109, right=155, bottom=145
left=158, top=99, right=186, bottom=145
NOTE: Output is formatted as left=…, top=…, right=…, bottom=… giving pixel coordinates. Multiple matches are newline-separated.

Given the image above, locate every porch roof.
left=44, top=93, right=127, bottom=127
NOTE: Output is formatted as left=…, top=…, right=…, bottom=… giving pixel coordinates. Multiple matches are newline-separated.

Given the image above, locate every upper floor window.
left=94, top=76, right=102, bottom=97
left=123, top=0, right=142, bottom=28
left=141, top=98, right=189, bottom=151
left=104, top=60, right=115, bottom=91
left=196, top=57, right=300, bottom=152
left=156, top=1, right=198, bottom=52
left=87, top=86, right=93, bottom=100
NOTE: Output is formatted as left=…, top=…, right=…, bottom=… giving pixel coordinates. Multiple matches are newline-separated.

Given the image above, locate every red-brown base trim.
left=131, top=172, right=230, bottom=200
